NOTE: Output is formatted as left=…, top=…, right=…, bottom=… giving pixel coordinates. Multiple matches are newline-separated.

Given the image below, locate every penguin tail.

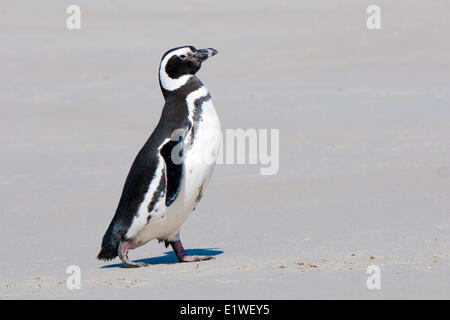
left=97, top=244, right=118, bottom=261
left=97, top=220, right=123, bottom=261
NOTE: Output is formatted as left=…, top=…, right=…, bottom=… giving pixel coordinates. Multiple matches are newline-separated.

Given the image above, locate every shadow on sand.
left=101, top=248, right=224, bottom=269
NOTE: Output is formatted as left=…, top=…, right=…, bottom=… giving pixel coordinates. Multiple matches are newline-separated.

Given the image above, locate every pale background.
left=0, top=0, right=449, bottom=299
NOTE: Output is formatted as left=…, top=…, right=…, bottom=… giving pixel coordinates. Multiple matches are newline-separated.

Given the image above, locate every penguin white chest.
left=182, top=87, right=221, bottom=210
left=184, top=97, right=221, bottom=206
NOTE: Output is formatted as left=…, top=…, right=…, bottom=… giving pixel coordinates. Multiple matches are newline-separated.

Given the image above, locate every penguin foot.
left=122, top=260, right=148, bottom=268
left=170, top=240, right=215, bottom=263
left=181, top=255, right=215, bottom=263
left=118, top=241, right=148, bottom=268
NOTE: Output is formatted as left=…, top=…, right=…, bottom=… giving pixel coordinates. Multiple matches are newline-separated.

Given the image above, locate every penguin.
left=97, top=46, right=221, bottom=268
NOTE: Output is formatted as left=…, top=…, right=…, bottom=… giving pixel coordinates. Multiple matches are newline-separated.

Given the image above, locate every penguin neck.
left=160, top=76, right=205, bottom=101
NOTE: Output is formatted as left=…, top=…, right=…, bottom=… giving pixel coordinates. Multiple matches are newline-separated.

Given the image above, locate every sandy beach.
left=0, top=0, right=449, bottom=299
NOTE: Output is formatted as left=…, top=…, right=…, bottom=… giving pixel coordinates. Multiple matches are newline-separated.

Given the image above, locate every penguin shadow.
left=101, top=248, right=224, bottom=269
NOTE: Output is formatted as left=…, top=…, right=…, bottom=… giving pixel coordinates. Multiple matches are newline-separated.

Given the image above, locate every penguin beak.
left=193, top=48, right=218, bottom=61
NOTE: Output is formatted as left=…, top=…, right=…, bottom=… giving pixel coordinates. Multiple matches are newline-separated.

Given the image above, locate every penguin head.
left=159, top=45, right=218, bottom=91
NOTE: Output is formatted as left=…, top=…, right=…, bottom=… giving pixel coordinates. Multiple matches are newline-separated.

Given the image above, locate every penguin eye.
left=180, top=54, right=187, bottom=59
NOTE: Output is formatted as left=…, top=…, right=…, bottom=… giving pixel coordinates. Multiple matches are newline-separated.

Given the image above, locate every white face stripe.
left=186, top=86, right=209, bottom=123
left=159, top=47, right=194, bottom=91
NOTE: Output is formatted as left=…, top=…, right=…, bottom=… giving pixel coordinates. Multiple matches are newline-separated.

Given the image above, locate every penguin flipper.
left=159, top=128, right=188, bottom=207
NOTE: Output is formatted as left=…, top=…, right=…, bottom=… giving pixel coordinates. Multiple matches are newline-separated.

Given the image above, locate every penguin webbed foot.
left=180, top=255, right=215, bottom=263
left=122, top=260, right=148, bottom=268
left=119, top=240, right=148, bottom=268
left=170, top=240, right=215, bottom=263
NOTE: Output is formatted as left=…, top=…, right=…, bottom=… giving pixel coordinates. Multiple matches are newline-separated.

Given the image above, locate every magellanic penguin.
left=97, top=46, right=221, bottom=267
